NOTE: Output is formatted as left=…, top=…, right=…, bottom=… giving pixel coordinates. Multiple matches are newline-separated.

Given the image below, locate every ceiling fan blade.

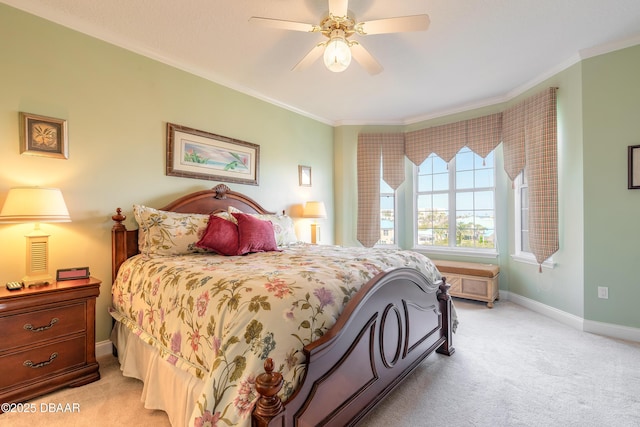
left=249, top=17, right=317, bottom=32
left=328, top=0, right=349, bottom=17
left=292, top=43, right=325, bottom=71
left=357, top=14, right=430, bottom=35
left=350, top=42, right=383, bottom=75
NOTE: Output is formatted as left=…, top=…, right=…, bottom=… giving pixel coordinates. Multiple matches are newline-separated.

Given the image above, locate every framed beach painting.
left=166, top=123, right=259, bottom=185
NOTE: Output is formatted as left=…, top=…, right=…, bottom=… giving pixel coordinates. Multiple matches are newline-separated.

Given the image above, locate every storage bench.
left=433, top=260, right=500, bottom=308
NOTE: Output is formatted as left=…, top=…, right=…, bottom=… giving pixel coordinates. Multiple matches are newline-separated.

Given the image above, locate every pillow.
left=232, top=212, right=279, bottom=254
left=196, top=215, right=239, bottom=256
left=133, top=205, right=211, bottom=257
left=228, top=206, right=298, bottom=246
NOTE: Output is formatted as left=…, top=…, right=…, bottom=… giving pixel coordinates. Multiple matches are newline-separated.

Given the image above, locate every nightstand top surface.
left=0, top=276, right=101, bottom=300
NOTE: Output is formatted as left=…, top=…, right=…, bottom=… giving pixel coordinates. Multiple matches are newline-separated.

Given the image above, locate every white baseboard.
left=582, top=319, right=640, bottom=343
left=96, top=340, right=114, bottom=358
left=502, top=291, right=640, bottom=343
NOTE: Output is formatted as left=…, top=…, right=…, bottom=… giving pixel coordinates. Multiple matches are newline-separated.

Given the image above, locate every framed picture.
left=166, top=123, right=259, bottom=185
left=299, top=165, right=312, bottom=187
left=629, top=145, right=640, bottom=189
left=19, top=112, right=68, bottom=159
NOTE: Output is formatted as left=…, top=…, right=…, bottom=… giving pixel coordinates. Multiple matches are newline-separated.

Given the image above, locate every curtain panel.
left=356, top=88, right=558, bottom=266
left=357, top=133, right=406, bottom=247
left=524, top=88, right=559, bottom=267
left=357, top=135, right=382, bottom=247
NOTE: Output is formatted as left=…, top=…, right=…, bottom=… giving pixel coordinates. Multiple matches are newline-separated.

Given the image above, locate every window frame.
left=376, top=182, right=397, bottom=248
left=413, top=148, right=498, bottom=257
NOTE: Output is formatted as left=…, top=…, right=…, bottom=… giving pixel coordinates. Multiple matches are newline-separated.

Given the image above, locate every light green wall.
left=582, top=45, right=640, bottom=327
left=504, top=64, right=585, bottom=317
left=0, top=5, right=334, bottom=342
left=334, top=47, right=640, bottom=330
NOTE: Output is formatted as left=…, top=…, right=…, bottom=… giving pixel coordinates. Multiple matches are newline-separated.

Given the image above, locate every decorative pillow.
left=232, top=212, right=279, bottom=254
left=133, top=205, right=211, bottom=257
left=196, top=215, right=239, bottom=256
left=228, top=206, right=298, bottom=246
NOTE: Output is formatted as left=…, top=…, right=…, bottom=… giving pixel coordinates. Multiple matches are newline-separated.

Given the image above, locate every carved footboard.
left=253, top=268, right=454, bottom=427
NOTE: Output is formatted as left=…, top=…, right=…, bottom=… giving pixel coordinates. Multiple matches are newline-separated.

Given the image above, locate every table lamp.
left=0, top=187, right=71, bottom=286
left=303, top=201, right=327, bottom=244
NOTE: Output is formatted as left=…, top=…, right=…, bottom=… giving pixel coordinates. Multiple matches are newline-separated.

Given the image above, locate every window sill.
left=511, top=253, right=556, bottom=269
left=375, top=244, right=400, bottom=250
left=412, top=246, right=499, bottom=259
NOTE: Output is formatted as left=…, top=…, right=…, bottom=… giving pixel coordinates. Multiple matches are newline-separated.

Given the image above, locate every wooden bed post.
left=253, top=358, right=284, bottom=427
left=436, top=277, right=455, bottom=356
left=111, top=208, right=128, bottom=284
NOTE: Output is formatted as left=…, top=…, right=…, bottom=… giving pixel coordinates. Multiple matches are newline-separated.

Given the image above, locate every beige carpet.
left=3, top=300, right=640, bottom=426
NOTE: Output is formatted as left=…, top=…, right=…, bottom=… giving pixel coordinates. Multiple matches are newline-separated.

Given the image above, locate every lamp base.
left=310, top=223, right=321, bottom=245
left=24, top=227, right=52, bottom=287
left=22, top=274, right=52, bottom=287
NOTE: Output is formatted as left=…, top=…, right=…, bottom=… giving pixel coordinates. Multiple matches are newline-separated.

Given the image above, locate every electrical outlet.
left=597, top=286, right=609, bottom=299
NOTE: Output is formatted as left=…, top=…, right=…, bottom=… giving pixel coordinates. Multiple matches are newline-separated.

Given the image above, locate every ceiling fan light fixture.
left=323, top=33, right=351, bottom=72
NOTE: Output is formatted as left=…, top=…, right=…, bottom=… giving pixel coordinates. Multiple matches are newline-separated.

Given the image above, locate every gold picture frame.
left=166, top=123, right=259, bottom=185
left=19, top=112, right=68, bottom=159
left=299, top=165, right=311, bottom=187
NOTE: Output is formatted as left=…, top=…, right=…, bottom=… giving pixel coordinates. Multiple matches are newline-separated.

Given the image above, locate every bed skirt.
left=111, top=321, right=205, bottom=427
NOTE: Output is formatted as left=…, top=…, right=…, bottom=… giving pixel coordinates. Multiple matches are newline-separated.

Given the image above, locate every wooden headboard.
left=111, top=183, right=275, bottom=282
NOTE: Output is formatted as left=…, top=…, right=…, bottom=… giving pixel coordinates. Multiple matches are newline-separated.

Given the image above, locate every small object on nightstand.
left=56, top=266, right=90, bottom=281
left=5, top=281, right=23, bottom=291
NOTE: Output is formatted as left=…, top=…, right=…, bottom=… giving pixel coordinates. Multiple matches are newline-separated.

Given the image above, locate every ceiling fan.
left=249, top=0, right=430, bottom=75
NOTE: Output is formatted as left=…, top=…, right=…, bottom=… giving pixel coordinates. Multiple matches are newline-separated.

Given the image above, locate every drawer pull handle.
left=23, top=352, right=58, bottom=369
left=23, top=317, right=59, bottom=332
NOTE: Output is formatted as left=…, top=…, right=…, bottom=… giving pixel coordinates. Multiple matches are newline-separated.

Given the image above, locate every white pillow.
left=227, top=206, right=299, bottom=246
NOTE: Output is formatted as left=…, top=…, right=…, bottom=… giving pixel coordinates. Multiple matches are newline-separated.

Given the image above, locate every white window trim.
left=414, top=246, right=498, bottom=259
left=413, top=150, right=497, bottom=255
left=375, top=187, right=398, bottom=249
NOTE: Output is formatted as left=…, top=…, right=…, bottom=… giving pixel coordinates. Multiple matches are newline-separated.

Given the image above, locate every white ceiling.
left=3, top=0, right=640, bottom=125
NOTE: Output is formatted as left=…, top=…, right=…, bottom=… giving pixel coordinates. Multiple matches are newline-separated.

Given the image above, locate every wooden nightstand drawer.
left=0, top=277, right=101, bottom=406
left=0, top=303, right=86, bottom=350
left=0, top=335, right=87, bottom=387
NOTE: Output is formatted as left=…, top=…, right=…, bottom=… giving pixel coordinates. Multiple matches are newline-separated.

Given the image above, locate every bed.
left=110, top=184, right=455, bottom=427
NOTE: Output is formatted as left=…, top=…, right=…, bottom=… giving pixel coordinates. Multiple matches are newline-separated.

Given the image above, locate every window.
left=515, top=171, right=531, bottom=254
left=415, top=147, right=496, bottom=252
left=378, top=177, right=395, bottom=246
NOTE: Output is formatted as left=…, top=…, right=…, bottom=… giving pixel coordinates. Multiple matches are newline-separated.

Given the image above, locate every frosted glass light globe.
left=323, top=36, right=351, bottom=72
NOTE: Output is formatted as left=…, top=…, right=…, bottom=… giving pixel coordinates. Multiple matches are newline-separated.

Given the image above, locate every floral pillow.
left=227, top=206, right=299, bottom=247
left=133, top=205, right=211, bottom=257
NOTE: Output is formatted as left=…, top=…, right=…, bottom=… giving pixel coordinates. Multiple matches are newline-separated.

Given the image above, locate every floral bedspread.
left=110, top=244, right=442, bottom=427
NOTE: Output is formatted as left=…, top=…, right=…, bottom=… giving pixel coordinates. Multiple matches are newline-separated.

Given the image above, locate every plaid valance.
left=503, top=102, right=527, bottom=182
left=405, top=113, right=503, bottom=165
left=357, top=88, right=559, bottom=263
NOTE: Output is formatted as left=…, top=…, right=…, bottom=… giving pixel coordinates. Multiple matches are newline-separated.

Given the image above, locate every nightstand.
left=0, top=277, right=101, bottom=409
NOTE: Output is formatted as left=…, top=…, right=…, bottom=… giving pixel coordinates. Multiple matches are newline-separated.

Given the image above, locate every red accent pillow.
left=196, top=215, right=239, bottom=256
left=232, top=212, right=279, bottom=255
